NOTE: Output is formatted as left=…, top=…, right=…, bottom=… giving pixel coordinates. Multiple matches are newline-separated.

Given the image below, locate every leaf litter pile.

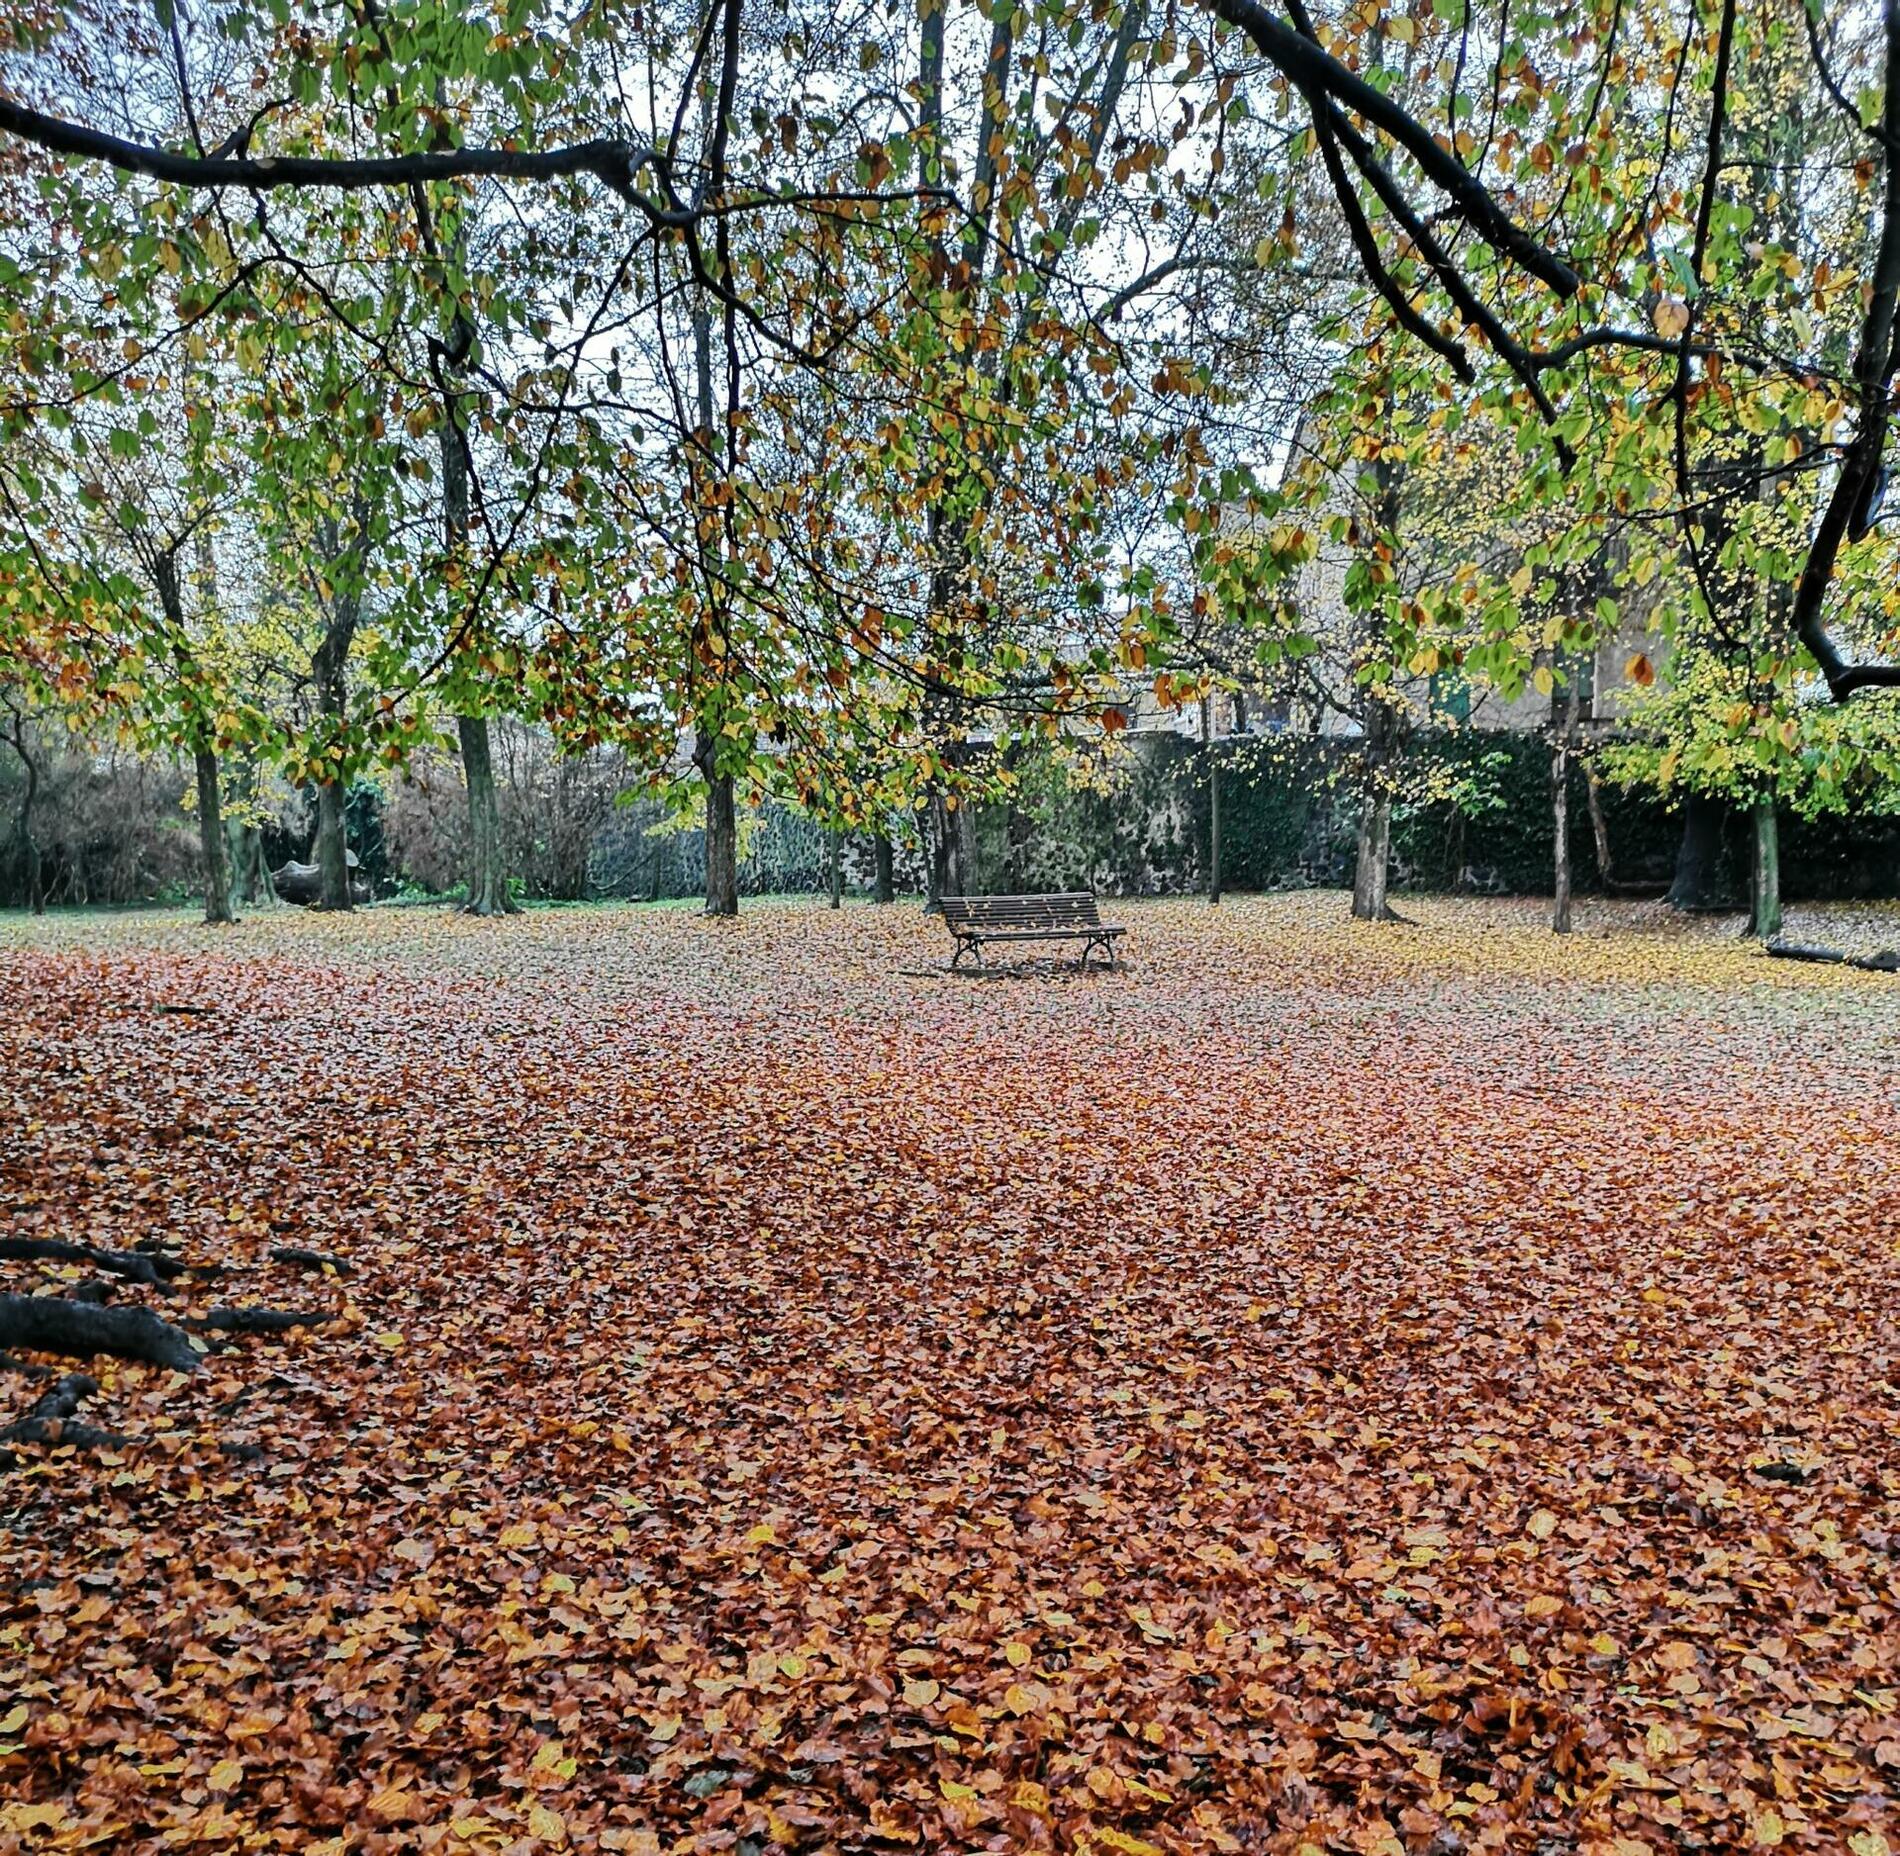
left=2, top=896, right=1898, bottom=1856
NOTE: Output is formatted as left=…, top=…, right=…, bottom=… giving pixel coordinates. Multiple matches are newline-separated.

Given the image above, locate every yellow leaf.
left=529, top=1802, right=567, bottom=1844
left=375, top=1329, right=405, bottom=1350
left=777, top=1652, right=807, bottom=1678
left=1527, top=1509, right=1558, bottom=1541
left=744, top=1522, right=777, bottom=1546
left=1653, top=297, right=1690, bottom=339
left=368, top=1784, right=416, bottom=1821
left=498, top=1522, right=537, bottom=1549
left=1004, top=1682, right=1043, bottom=1715
left=1627, top=652, right=1655, bottom=688
left=0, top=1704, right=26, bottom=1735
left=902, top=1678, right=941, bottom=1707
left=1003, top=1641, right=1031, bottom=1668
left=1525, top=1594, right=1563, bottom=1619
left=1092, top=1832, right=1166, bottom=1856
left=940, top=1779, right=977, bottom=1803
left=209, top=1758, right=244, bottom=1793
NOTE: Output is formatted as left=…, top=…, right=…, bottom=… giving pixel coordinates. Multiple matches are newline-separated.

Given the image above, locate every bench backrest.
left=940, top=892, right=1103, bottom=932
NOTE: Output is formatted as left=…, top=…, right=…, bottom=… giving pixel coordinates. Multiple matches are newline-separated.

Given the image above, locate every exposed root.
left=188, top=1307, right=328, bottom=1336
left=270, top=1245, right=356, bottom=1277
left=0, top=1237, right=186, bottom=1288
left=0, top=1293, right=200, bottom=1373
left=0, top=1371, right=127, bottom=1465
left=1764, top=940, right=1900, bottom=972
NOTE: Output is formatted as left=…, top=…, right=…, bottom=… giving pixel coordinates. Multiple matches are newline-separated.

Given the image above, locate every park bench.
left=939, top=891, right=1126, bottom=971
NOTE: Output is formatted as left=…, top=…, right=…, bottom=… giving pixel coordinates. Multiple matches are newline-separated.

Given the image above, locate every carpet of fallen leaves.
left=2, top=894, right=1898, bottom=1856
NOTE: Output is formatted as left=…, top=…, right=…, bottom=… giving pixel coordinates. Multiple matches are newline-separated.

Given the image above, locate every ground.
left=1, top=895, right=1897, bottom=1856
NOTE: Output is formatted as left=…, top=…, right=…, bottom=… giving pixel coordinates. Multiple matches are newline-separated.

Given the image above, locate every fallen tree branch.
left=0, top=1294, right=201, bottom=1373
left=1764, top=940, right=1900, bottom=972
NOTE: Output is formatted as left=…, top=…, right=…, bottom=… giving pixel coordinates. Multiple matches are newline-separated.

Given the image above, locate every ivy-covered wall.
left=954, top=733, right=1897, bottom=904
left=578, top=732, right=1900, bottom=904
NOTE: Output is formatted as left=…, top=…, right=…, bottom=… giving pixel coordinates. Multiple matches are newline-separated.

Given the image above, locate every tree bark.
left=1551, top=742, right=1572, bottom=934
left=928, top=789, right=968, bottom=904
left=873, top=833, right=895, bottom=904
left=1551, top=662, right=1581, bottom=934
left=310, top=533, right=362, bottom=913
left=1666, top=793, right=1727, bottom=911
left=1350, top=693, right=1394, bottom=922
left=1749, top=799, right=1783, bottom=940
left=1351, top=793, right=1391, bottom=921
left=827, top=829, right=843, bottom=908
left=0, top=1294, right=199, bottom=1374
left=695, top=731, right=738, bottom=917
left=7, top=711, right=42, bottom=914
left=1208, top=743, right=1223, bottom=906
left=194, top=747, right=236, bottom=925
left=458, top=715, right=516, bottom=915
left=312, top=782, right=351, bottom=911
left=1584, top=765, right=1616, bottom=890
left=230, top=821, right=272, bottom=906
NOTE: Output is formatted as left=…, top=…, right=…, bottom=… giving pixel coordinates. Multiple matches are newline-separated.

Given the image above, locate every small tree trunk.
left=194, top=748, right=236, bottom=925
left=314, top=782, right=352, bottom=911
left=927, top=790, right=962, bottom=907
left=873, top=833, right=895, bottom=904
left=458, top=716, right=516, bottom=916
left=1351, top=794, right=1391, bottom=922
left=1749, top=800, right=1783, bottom=940
left=1551, top=740, right=1572, bottom=934
left=1667, top=793, right=1726, bottom=911
left=1208, top=745, right=1223, bottom=907
left=1551, top=668, right=1580, bottom=934
left=696, top=731, right=738, bottom=917
left=1584, top=765, right=1616, bottom=889
left=9, top=716, right=42, bottom=914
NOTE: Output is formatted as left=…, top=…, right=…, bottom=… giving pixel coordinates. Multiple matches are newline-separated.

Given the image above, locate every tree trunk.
left=458, top=715, right=516, bottom=916
left=1584, top=765, right=1616, bottom=890
left=194, top=748, right=236, bottom=925
left=230, top=822, right=273, bottom=906
left=1551, top=665, right=1580, bottom=934
left=1208, top=745, right=1223, bottom=906
left=928, top=790, right=966, bottom=905
left=1667, top=793, right=1727, bottom=911
left=1551, top=740, right=1572, bottom=934
left=695, top=731, right=738, bottom=917
left=1351, top=794, right=1391, bottom=922
left=314, top=781, right=352, bottom=911
left=309, top=518, right=361, bottom=914
left=9, top=715, right=42, bottom=914
left=873, top=833, right=895, bottom=904
left=1749, top=800, right=1783, bottom=940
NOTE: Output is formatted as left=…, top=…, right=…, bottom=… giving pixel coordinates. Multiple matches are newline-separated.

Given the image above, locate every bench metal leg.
left=951, top=937, right=981, bottom=971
